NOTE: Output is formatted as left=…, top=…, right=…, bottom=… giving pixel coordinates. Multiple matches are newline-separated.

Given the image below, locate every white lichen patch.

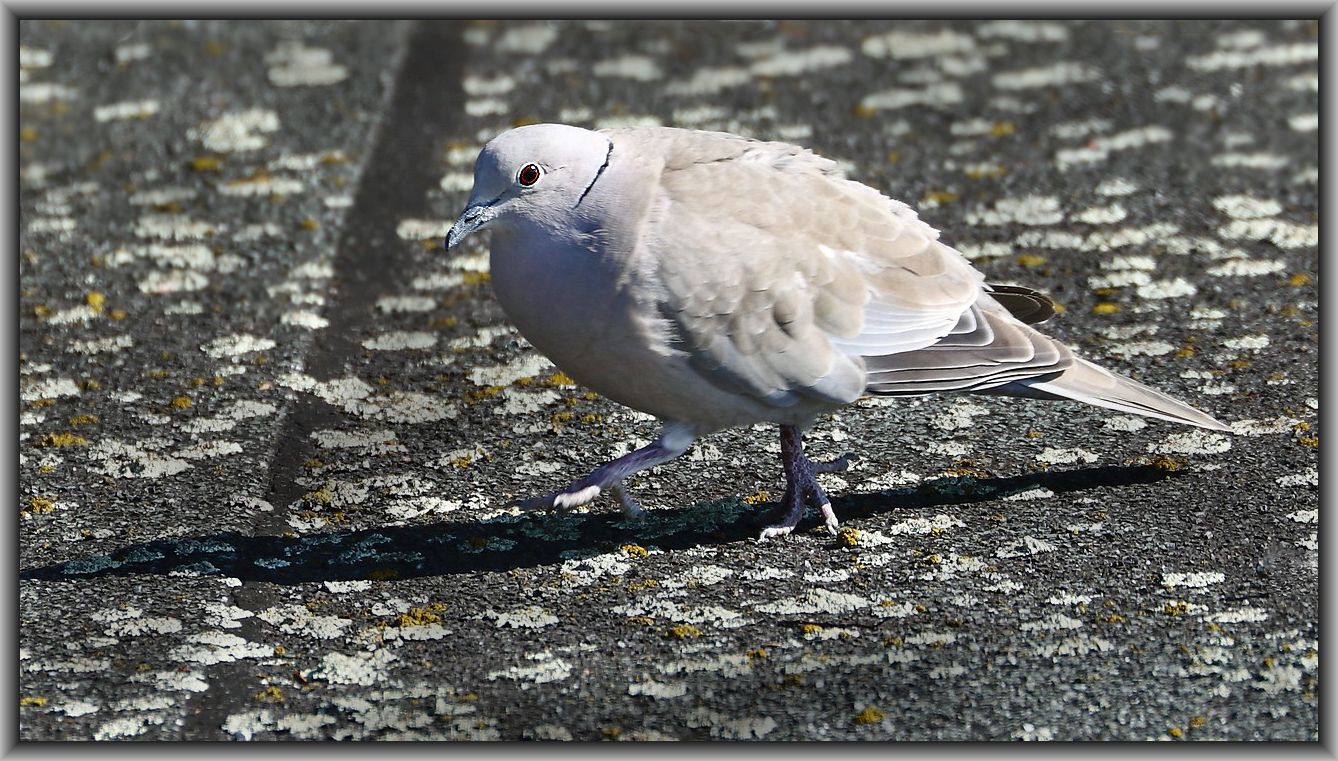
left=377, top=295, right=437, bottom=313
left=482, top=606, right=559, bottom=629
left=750, top=45, right=852, bottom=76
left=170, top=631, right=272, bottom=665
left=1207, top=258, right=1286, bottom=277
left=1212, top=194, right=1283, bottom=219
left=1162, top=571, right=1226, bottom=589
left=996, top=536, right=1056, bottom=558
left=861, top=29, right=976, bottom=59
left=1096, top=177, right=1138, bottom=197
left=258, top=605, right=352, bottom=640
left=1020, top=612, right=1085, bottom=632
left=1147, top=431, right=1231, bottom=455
left=1222, top=334, right=1270, bottom=351
left=309, top=649, right=398, bottom=686
left=1056, top=126, right=1173, bottom=170
left=202, top=333, right=276, bottom=358
left=94, top=99, right=159, bottom=122
left=930, top=398, right=991, bottom=431
left=20, top=376, right=80, bottom=402
left=992, top=61, right=1099, bottom=90
left=628, top=680, right=688, bottom=699
left=1211, top=153, right=1288, bottom=170
left=1102, top=415, right=1147, bottom=433
left=361, top=331, right=437, bottom=351
left=1036, top=447, right=1099, bottom=466
left=685, top=709, right=777, bottom=740
left=1186, top=42, right=1318, bottom=71
left=1206, top=607, right=1269, bottom=624
left=1276, top=469, right=1317, bottom=488
left=468, top=353, right=555, bottom=387
left=1218, top=218, right=1318, bottom=249
left=265, top=42, right=348, bottom=87
left=188, top=109, right=279, bottom=153
left=964, top=195, right=1062, bottom=226
left=87, top=439, right=191, bottom=479
left=280, top=310, right=328, bottom=329
left=1135, top=277, right=1197, bottom=299
left=753, top=588, right=878, bottom=615
left=488, top=652, right=571, bottom=686
left=860, top=82, right=963, bottom=111
left=219, top=175, right=304, bottom=197
left=1107, top=340, right=1175, bottom=357
left=1229, top=417, right=1300, bottom=436
left=1073, top=203, right=1127, bottom=225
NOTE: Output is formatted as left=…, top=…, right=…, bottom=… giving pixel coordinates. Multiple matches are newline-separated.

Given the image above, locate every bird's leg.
left=758, top=425, right=841, bottom=541
left=519, top=423, right=695, bottom=516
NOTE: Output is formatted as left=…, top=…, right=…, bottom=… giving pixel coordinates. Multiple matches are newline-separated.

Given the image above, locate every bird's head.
left=445, top=123, right=613, bottom=249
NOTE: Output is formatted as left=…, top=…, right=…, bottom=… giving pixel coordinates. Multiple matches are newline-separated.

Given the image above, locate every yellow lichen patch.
left=303, top=458, right=323, bottom=469
left=1092, top=302, right=1121, bottom=315
left=169, top=395, right=192, bottom=409
left=396, top=605, right=444, bottom=628
left=85, top=291, right=106, bottom=313
left=462, top=271, right=491, bottom=285
left=1026, top=430, right=1043, bottom=439
left=146, top=369, right=169, bottom=379
left=31, top=304, right=53, bottom=318
left=19, top=696, right=48, bottom=708
left=109, top=309, right=127, bottom=321
left=421, top=239, right=442, bottom=252
left=305, top=487, right=333, bottom=505
left=991, top=121, right=1017, bottom=137
left=620, top=543, right=648, bottom=558
left=836, top=526, right=861, bottom=547
left=852, top=103, right=877, bottom=119
left=965, top=164, right=1008, bottom=180
left=549, top=410, right=576, bottom=427
left=1016, top=254, right=1046, bottom=267
left=1298, top=435, right=1319, bottom=448
left=667, top=624, right=702, bottom=640
left=801, top=623, right=824, bottom=635
left=34, top=432, right=88, bottom=448
left=449, top=456, right=473, bottom=469
left=298, top=218, right=318, bottom=231
left=922, top=190, right=958, bottom=205
left=274, top=645, right=287, bottom=656
left=1168, top=727, right=1184, bottom=739
left=743, top=490, right=770, bottom=506
left=1288, top=273, right=1312, bottom=287
left=320, top=151, right=347, bottom=165
left=747, top=647, right=769, bottom=660
left=20, top=127, right=38, bottom=142
left=626, top=615, right=655, bottom=626
left=189, top=155, right=222, bottom=172
left=1162, top=601, right=1190, bottom=616
left=30, top=398, right=54, bottom=409
left=1102, top=613, right=1126, bottom=624
left=886, top=150, right=903, bottom=164
left=80, top=379, right=103, bottom=391
left=1190, top=715, right=1206, bottom=728
left=465, top=385, right=506, bottom=403
left=1175, top=346, right=1196, bottom=358
left=24, top=496, right=56, bottom=516
left=544, top=371, right=577, bottom=387
left=68, top=414, right=99, bottom=426
left=254, top=686, right=284, bottom=703
left=600, top=726, right=623, bottom=740
left=854, top=705, right=886, bottom=725
left=510, top=116, right=541, bottom=128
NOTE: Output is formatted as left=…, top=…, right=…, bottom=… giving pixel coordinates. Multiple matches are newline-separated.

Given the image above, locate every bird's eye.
left=517, top=163, right=542, bottom=187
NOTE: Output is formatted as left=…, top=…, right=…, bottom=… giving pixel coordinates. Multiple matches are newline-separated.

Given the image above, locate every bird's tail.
left=984, top=358, right=1231, bottom=431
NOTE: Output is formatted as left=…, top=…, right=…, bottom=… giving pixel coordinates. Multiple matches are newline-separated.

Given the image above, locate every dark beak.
left=445, top=203, right=491, bottom=250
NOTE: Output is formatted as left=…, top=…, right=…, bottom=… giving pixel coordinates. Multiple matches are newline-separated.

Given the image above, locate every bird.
left=445, top=124, right=1229, bottom=541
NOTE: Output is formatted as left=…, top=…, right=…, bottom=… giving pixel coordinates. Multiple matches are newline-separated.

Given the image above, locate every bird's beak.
left=445, top=201, right=496, bottom=250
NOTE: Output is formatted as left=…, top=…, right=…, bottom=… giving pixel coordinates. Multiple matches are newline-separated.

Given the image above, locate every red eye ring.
left=517, top=163, right=542, bottom=187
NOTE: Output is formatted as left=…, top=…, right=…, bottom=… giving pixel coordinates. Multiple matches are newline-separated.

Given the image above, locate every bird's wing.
left=626, top=128, right=987, bottom=408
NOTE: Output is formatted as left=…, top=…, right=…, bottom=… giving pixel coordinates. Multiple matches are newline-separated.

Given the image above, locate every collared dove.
left=446, top=124, right=1228, bottom=540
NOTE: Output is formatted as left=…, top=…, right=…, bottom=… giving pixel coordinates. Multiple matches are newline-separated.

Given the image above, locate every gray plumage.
left=446, top=124, right=1228, bottom=538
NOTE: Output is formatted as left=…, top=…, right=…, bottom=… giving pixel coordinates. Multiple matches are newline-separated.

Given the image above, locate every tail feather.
left=988, top=357, right=1230, bottom=431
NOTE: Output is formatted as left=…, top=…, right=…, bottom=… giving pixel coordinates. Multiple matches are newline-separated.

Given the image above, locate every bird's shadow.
left=20, top=463, right=1180, bottom=585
